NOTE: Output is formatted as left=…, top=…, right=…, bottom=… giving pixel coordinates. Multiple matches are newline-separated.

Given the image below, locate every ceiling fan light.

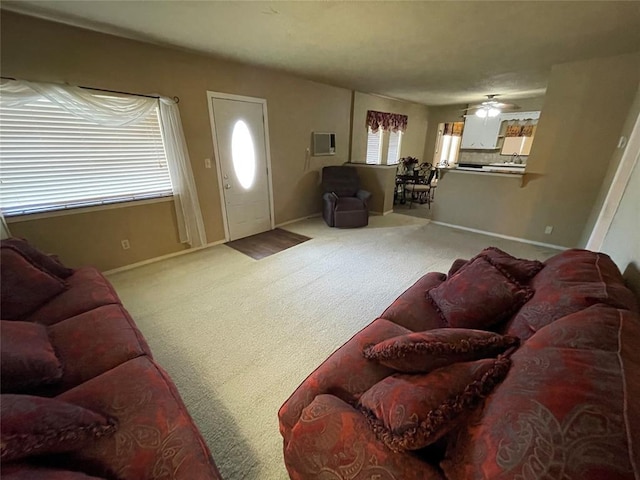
left=476, top=108, right=488, bottom=118
left=488, top=107, right=500, bottom=117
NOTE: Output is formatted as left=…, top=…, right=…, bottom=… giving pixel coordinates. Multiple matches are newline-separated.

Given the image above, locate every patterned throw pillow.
left=0, top=320, right=63, bottom=393
left=363, top=328, right=519, bottom=373
left=427, top=256, right=533, bottom=329
left=0, top=394, right=116, bottom=462
left=0, top=246, right=67, bottom=320
left=358, top=356, right=511, bottom=452
left=454, top=247, right=544, bottom=284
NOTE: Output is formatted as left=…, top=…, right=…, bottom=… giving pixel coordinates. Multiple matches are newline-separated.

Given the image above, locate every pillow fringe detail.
left=1, top=418, right=117, bottom=461
left=359, top=356, right=512, bottom=452
left=363, top=335, right=520, bottom=361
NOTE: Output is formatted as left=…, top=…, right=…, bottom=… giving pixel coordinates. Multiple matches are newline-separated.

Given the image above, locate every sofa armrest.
left=285, top=394, right=445, bottom=479
left=380, top=271, right=447, bottom=331
left=278, top=318, right=409, bottom=445
left=356, top=189, right=371, bottom=206
left=322, top=191, right=338, bottom=205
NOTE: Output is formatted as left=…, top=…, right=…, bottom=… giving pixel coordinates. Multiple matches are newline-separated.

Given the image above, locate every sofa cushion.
left=0, top=246, right=67, bottom=320
left=359, top=356, right=511, bottom=452
left=2, top=238, right=73, bottom=279
left=24, top=267, right=120, bottom=326
left=0, top=320, right=63, bottom=393
left=2, top=465, right=106, bottom=480
left=285, top=394, right=446, bottom=480
left=56, top=356, right=222, bottom=480
left=279, top=318, right=411, bottom=445
left=504, top=249, right=639, bottom=340
left=334, top=197, right=365, bottom=211
left=48, top=304, right=153, bottom=391
left=363, top=328, right=520, bottom=373
left=0, top=394, right=116, bottom=462
left=442, top=304, right=639, bottom=480
left=1, top=465, right=106, bottom=480
left=427, top=256, right=532, bottom=329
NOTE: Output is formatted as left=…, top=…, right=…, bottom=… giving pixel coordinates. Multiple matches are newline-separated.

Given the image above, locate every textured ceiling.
left=3, top=1, right=640, bottom=105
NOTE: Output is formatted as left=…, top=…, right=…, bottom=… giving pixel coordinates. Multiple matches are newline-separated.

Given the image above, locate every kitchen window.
left=434, top=122, right=463, bottom=167
left=364, top=110, right=408, bottom=165
left=365, top=126, right=383, bottom=164
left=386, top=131, right=403, bottom=165
left=365, top=128, right=403, bottom=165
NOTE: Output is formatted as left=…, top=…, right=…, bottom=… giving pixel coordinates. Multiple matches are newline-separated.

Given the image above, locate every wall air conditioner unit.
left=312, top=132, right=336, bottom=156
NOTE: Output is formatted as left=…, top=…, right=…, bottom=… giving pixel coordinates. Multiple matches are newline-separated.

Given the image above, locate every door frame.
left=586, top=111, right=640, bottom=250
left=206, top=91, right=275, bottom=241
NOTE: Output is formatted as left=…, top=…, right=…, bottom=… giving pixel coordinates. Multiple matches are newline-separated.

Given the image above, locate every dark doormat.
left=225, top=228, right=311, bottom=260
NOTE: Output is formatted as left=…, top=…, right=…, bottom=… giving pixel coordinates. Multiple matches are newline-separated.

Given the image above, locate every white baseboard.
left=276, top=213, right=321, bottom=227
left=104, top=239, right=226, bottom=275
left=430, top=221, right=566, bottom=250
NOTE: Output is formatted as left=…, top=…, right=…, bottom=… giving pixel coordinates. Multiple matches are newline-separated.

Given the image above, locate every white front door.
left=209, top=95, right=273, bottom=241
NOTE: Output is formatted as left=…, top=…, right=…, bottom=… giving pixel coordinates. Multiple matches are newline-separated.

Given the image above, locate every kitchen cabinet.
left=460, top=115, right=502, bottom=149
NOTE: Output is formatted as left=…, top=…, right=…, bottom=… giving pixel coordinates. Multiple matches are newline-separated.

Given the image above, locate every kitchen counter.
left=440, top=164, right=528, bottom=186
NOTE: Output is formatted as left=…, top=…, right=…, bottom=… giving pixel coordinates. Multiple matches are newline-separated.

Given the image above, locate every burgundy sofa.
left=279, top=248, right=640, bottom=479
left=0, top=238, right=223, bottom=479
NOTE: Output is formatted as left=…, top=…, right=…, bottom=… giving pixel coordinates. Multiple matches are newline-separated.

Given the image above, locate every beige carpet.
left=107, top=214, right=561, bottom=480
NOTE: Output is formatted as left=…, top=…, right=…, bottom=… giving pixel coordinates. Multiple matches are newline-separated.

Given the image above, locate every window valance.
left=505, top=124, right=535, bottom=137
left=366, top=110, right=408, bottom=133
left=443, top=122, right=463, bottom=136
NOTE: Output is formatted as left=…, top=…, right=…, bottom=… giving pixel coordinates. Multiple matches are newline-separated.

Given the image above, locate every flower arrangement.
left=400, top=156, right=419, bottom=173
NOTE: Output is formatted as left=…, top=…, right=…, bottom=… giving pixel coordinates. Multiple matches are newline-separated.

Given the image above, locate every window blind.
left=365, top=127, right=382, bottom=165
left=387, top=131, right=402, bottom=165
left=0, top=96, right=173, bottom=216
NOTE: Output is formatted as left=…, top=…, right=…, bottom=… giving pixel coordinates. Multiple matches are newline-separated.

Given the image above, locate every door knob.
left=225, top=183, right=231, bottom=189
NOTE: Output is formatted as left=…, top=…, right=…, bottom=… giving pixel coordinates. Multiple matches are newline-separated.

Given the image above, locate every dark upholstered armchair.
left=321, top=166, right=371, bottom=228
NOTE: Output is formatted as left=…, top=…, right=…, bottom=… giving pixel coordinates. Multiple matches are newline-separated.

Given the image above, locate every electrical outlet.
left=204, top=158, right=212, bottom=169
left=121, top=239, right=130, bottom=250
left=544, top=226, right=553, bottom=235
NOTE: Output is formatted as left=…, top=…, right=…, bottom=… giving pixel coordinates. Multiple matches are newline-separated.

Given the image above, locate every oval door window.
left=231, top=120, right=256, bottom=189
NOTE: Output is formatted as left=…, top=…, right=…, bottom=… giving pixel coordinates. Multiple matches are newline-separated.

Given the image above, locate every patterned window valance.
left=505, top=124, right=535, bottom=137
left=366, top=110, right=408, bottom=133
left=505, top=125, right=523, bottom=137
left=521, top=125, right=534, bottom=137
left=443, top=122, right=464, bottom=137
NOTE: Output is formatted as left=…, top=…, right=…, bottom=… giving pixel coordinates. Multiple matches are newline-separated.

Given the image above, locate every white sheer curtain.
left=158, top=98, right=207, bottom=247
left=0, top=79, right=207, bottom=247
left=0, top=79, right=157, bottom=124
left=0, top=211, right=10, bottom=240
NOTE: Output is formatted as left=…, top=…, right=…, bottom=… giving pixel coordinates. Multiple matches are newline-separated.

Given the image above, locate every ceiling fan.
left=463, top=95, right=520, bottom=118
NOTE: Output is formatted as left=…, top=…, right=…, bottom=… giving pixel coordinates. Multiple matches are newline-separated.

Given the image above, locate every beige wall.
left=350, top=92, right=429, bottom=163
left=433, top=52, right=640, bottom=248
left=9, top=200, right=184, bottom=271
left=349, top=165, right=397, bottom=214
left=580, top=84, right=640, bottom=247
left=1, top=12, right=352, bottom=270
